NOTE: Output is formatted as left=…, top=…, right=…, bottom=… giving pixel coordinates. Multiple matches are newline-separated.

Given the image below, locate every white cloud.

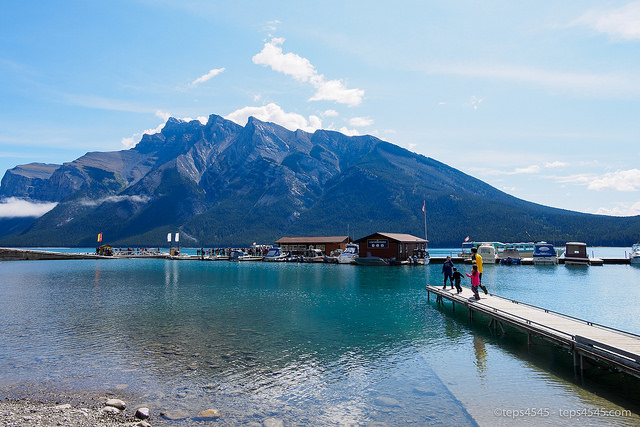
left=593, top=201, right=640, bottom=217
left=191, top=67, right=225, bottom=86
left=544, top=161, right=569, bottom=168
left=587, top=169, right=640, bottom=191
left=348, top=116, right=374, bottom=127
left=573, top=2, right=640, bottom=40
left=225, top=103, right=322, bottom=133
left=322, top=109, right=339, bottom=117
left=252, top=38, right=364, bottom=106
left=339, top=126, right=360, bottom=136
left=483, top=165, right=541, bottom=176
left=0, top=197, right=57, bottom=218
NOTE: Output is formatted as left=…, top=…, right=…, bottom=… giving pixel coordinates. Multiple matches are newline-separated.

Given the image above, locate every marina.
left=1, top=248, right=640, bottom=425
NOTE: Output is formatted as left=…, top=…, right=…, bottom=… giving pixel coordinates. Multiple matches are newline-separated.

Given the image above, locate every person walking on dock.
left=466, top=265, right=481, bottom=300
left=452, top=267, right=464, bottom=294
left=471, top=247, right=488, bottom=295
left=442, top=256, right=455, bottom=289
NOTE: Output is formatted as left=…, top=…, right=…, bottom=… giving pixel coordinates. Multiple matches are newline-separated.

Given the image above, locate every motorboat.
left=263, top=247, right=288, bottom=262
left=498, top=245, right=521, bottom=265
left=337, top=243, right=359, bottom=264
left=471, top=244, right=498, bottom=264
left=630, top=243, right=640, bottom=265
left=563, top=242, right=590, bottom=266
left=532, top=242, right=558, bottom=265
left=302, top=248, right=325, bottom=263
left=409, top=248, right=430, bottom=265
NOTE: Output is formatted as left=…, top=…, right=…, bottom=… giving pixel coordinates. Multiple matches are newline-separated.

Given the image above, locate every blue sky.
left=1, top=0, right=639, bottom=218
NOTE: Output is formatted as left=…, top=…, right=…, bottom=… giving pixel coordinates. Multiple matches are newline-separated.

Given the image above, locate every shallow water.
left=1, top=254, right=639, bottom=425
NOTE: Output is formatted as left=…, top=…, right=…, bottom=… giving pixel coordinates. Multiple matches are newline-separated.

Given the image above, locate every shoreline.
left=0, top=385, right=160, bottom=426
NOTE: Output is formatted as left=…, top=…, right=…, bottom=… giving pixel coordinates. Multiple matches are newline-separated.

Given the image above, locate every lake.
left=1, top=248, right=639, bottom=425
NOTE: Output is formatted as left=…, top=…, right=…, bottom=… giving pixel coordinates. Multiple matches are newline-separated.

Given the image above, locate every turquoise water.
left=1, top=255, right=640, bottom=425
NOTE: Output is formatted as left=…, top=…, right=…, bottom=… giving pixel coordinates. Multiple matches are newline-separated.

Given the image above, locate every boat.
left=459, top=241, right=504, bottom=259
left=409, top=248, right=430, bottom=265
left=302, top=248, right=325, bottom=263
left=532, top=242, right=558, bottom=265
left=497, top=242, right=535, bottom=258
left=630, top=243, right=640, bottom=265
left=563, top=242, right=590, bottom=266
left=467, top=243, right=498, bottom=264
left=337, top=243, right=359, bottom=264
left=498, top=245, right=522, bottom=265
left=262, top=247, right=288, bottom=262
left=229, top=249, right=247, bottom=261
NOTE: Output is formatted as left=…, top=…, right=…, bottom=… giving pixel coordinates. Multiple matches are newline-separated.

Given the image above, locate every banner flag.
left=422, top=200, right=425, bottom=214
left=175, top=233, right=180, bottom=243
left=464, top=236, right=470, bottom=242
left=97, top=233, right=102, bottom=243
left=167, top=232, right=172, bottom=242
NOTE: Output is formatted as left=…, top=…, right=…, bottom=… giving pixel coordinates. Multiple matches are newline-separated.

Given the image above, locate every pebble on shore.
left=0, top=397, right=150, bottom=427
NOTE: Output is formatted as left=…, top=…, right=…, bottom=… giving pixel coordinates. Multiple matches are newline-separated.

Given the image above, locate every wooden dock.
left=426, top=284, right=640, bottom=379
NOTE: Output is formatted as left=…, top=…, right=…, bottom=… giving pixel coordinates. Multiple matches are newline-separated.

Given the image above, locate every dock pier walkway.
left=426, top=284, right=640, bottom=379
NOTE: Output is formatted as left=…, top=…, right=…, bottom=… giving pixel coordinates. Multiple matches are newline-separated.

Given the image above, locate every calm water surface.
left=1, top=250, right=640, bottom=425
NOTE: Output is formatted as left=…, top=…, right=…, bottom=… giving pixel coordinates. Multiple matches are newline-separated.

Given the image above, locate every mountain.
left=1, top=114, right=639, bottom=247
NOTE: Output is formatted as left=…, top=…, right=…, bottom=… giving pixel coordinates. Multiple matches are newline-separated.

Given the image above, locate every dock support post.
left=527, top=332, right=532, bottom=348
left=469, top=309, right=474, bottom=324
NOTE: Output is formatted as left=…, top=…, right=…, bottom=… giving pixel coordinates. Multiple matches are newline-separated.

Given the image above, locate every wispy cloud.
left=544, top=161, right=569, bottom=168
left=191, top=67, right=225, bottom=86
left=348, top=116, right=374, bottom=127
left=572, top=2, right=640, bottom=41
left=0, top=197, right=57, bottom=218
left=552, top=169, right=640, bottom=192
left=423, top=63, right=640, bottom=97
left=76, top=195, right=151, bottom=207
left=593, top=201, right=640, bottom=217
left=252, top=38, right=364, bottom=106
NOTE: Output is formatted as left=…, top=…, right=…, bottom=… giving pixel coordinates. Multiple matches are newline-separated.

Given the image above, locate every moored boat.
left=302, top=248, right=325, bottom=263
left=354, top=256, right=390, bottom=266
left=498, top=245, right=522, bottom=265
left=630, top=243, right=640, bottom=265
left=263, top=247, right=288, bottom=262
left=337, top=243, right=359, bottom=264
left=564, top=242, right=590, bottom=266
left=532, top=242, right=558, bottom=265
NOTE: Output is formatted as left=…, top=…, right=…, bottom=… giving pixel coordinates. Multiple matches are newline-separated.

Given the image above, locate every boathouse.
left=355, top=232, right=427, bottom=262
left=275, top=236, right=351, bottom=255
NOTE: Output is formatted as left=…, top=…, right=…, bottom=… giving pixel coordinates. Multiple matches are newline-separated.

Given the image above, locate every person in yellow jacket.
left=471, top=247, right=488, bottom=295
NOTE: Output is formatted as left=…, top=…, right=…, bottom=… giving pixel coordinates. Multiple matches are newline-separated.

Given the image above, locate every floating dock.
left=426, top=285, right=640, bottom=379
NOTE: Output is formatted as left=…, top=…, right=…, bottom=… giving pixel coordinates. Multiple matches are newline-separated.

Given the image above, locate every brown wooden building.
left=355, top=232, right=427, bottom=261
left=275, top=236, right=351, bottom=255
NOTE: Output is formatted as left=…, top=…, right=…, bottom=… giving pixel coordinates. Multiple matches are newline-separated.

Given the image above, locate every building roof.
left=275, top=236, right=350, bottom=244
left=355, top=232, right=427, bottom=243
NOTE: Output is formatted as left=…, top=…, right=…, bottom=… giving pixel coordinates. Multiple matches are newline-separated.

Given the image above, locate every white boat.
left=302, top=248, right=325, bottom=263
left=474, top=244, right=498, bottom=264
left=499, top=245, right=522, bottom=265
left=630, top=243, right=640, bottom=265
left=409, top=248, right=430, bottom=265
left=532, top=242, right=558, bottom=265
left=263, top=247, right=288, bottom=262
left=337, top=243, right=359, bottom=264
left=564, top=242, right=590, bottom=266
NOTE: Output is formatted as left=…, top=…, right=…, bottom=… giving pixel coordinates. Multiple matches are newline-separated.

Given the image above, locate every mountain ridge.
left=1, top=114, right=639, bottom=247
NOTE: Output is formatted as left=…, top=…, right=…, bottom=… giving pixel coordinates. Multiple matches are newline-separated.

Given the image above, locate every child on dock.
left=466, top=265, right=481, bottom=300
left=452, top=267, right=463, bottom=294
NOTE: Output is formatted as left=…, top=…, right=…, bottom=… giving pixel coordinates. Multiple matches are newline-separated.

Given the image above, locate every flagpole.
left=423, top=200, right=428, bottom=249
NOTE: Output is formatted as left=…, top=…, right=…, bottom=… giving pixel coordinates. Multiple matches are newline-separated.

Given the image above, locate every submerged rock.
left=199, top=408, right=222, bottom=418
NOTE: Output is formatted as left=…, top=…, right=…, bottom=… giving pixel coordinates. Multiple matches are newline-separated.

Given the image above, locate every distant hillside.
left=1, top=114, right=639, bottom=247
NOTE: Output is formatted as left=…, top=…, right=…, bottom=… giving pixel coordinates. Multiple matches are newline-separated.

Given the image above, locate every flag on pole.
left=167, top=232, right=172, bottom=242
left=464, top=236, right=470, bottom=242
left=175, top=233, right=180, bottom=243
left=97, top=233, right=102, bottom=243
left=422, top=200, right=425, bottom=214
